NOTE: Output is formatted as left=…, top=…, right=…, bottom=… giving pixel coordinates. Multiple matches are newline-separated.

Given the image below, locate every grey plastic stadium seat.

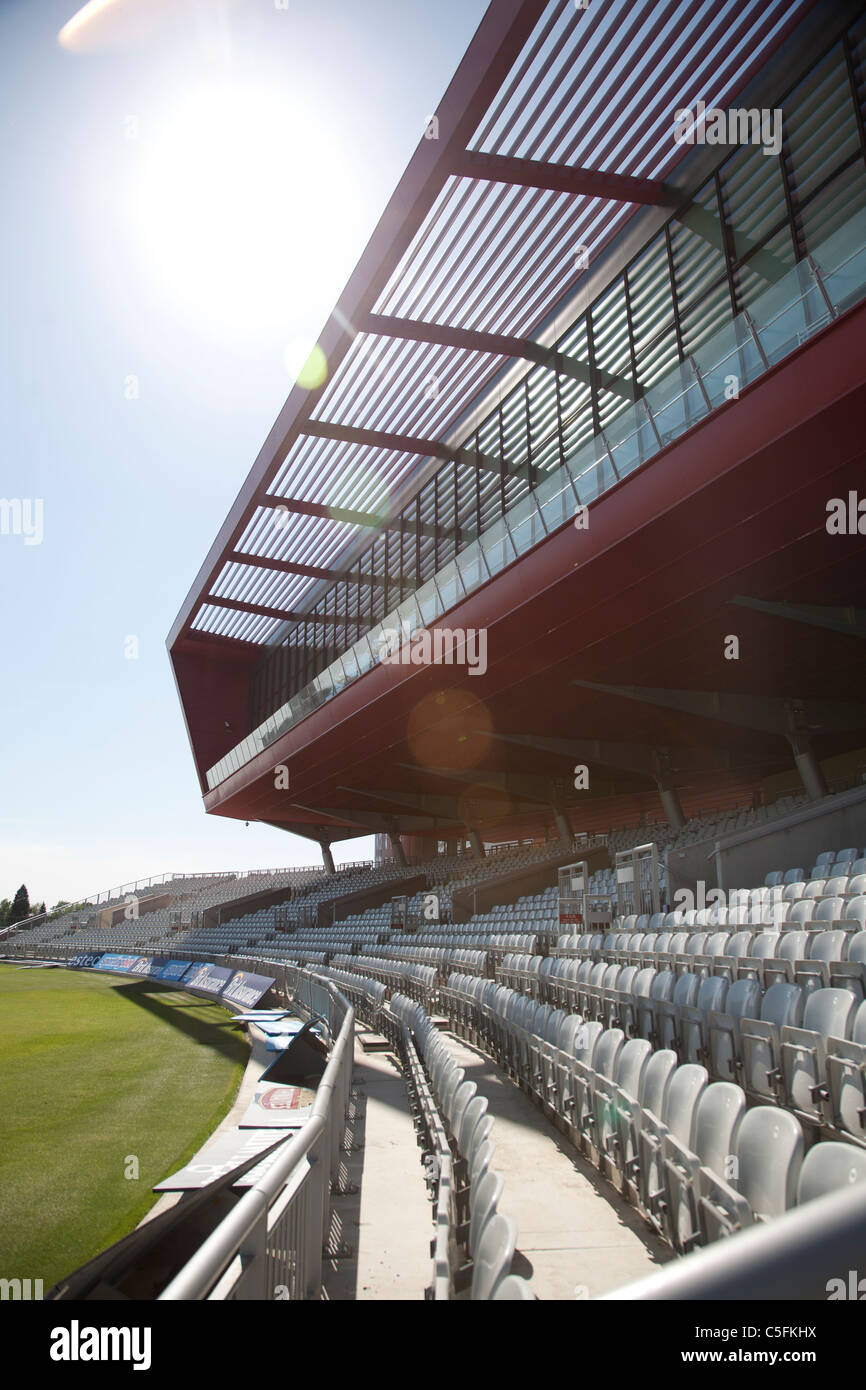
left=610, top=1037, right=650, bottom=1097
left=679, top=974, right=729, bottom=1064
left=796, top=1141, right=866, bottom=1206
left=822, top=876, right=850, bottom=898
left=842, top=896, right=866, bottom=929
left=814, top=897, right=846, bottom=923
left=750, top=931, right=781, bottom=959
left=707, top=976, right=761, bottom=1083
left=640, top=1047, right=678, bottom=1118
left=740, top=982, right=805, bottom=1101
left=802, top=879, right=827, bottom=899
left=781, top=987, right=858, bottom=1123
left=457, top=1095, right=490, bottom=1157
left=724, top=930, right=755, bottom=960
left=704, top=931, right=730, bottom=957
left=639, top=1062, right=708, bottom=1231
left=469, top=1168, right=504, bottom=1256
left=734, top=1107, right=804, bottom=1219
left=783, top=869, right=807, bottom=886
left=471, top=1213, right=516, bottom=1300
left=788, top=900, right=815, bottom=925
left=469, top=1138, right=495, bottom=1191
left=683, top=1081, right=751, bottom=1246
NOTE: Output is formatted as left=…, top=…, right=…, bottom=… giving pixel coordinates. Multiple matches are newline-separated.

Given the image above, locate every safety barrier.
left=158, top=965, right=354, bottom=1300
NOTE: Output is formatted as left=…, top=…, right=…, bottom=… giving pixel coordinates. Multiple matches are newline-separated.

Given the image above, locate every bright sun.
left=130, top=75, right=356, bottom=354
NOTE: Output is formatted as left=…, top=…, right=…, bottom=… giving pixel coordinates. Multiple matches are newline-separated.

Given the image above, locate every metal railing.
left=157, top=963, right=354, bottom=1301
left=603, top=1183, right=866, bottom=1300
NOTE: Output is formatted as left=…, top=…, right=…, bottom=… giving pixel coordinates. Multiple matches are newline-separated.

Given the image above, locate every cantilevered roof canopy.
left=169, top=0, right=817, bottom=653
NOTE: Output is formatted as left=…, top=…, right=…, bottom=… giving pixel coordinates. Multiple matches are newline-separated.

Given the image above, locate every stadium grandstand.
left=8, top=0, right=866, bottom=1315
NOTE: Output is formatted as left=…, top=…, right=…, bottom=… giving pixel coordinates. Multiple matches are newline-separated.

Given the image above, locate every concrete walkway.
left=324, top=1032, right=434, bottom=1300
left=440, top=1031, right=671, bottom=1299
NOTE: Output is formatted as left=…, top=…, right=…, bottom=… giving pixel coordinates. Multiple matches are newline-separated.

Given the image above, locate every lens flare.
left=407, top=689, right=493, bottom=772
left=284, top=341, right=328, bottom=391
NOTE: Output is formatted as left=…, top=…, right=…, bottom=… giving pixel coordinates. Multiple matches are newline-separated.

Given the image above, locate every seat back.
left=760, top=982, right=804, bottom=1028
left=777, top=930, right=809, bottom=962
left=458, top=1095, right=490, bottom=1156
left=615, top=1037, right=653, bottom=1098
left=801, top=987, right=857, bottom=1040
left=796, top=1141, right=866, bottom=1205
left=662, top=1063, right=708, bottom=1147
left=469, top=1138, right=495, bottom=1190
left=639, top=1048, right=678, bottom=1117
left=814, top=897, right=846, bottom=923
left=735, top=1107, right=804, bottom=1217
left=725, top=931, right=754, bottom=959
left=594, top=1027, right=625, bottom=1080
left=469, top=1168, right=504, bottom=1256
left=471, top=1213, right=517, bottom=1300
left=575, top=1019, right=603, bottom=1064
left=694, top=1081, right=746, bottom=1176
left=843, top=896, right=866, bottom=929
left=696, top=975, right=729, bottom=1013
left=808, top=930, right=848, bottom=963
left=751, top=932, right=780, bottom=959
left=673, top=972, right=700, bottom=1008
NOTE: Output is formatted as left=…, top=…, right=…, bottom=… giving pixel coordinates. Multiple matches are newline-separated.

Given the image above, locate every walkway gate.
left=615, top=843, right=661, bottom=916
left=557, top=861, right=590, bottom=931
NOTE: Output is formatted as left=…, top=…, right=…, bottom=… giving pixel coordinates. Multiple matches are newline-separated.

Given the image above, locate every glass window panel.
left=607, top=400, right=658, bottom=478
left=644, top=357, right=707, bottom=443
left=456, top=539, right=490, bottom=591
left=341, top=647, right=359, bottom=683
left=313, top=666, right=334, bottom=701
left=749, top=260, right=829, bottom=364
left=396, top=593, right=424, bottom=638
left=506, top=492, right=546, bottom=555
left=812, top=207, right=866, bottom=300
left=353, top=634, right=374, bottom=675
left=533, top=466, right=575, bottom=532
left=435, top=559, right=465, bottom=611
left=415, top=577, right=442, bottom=625
left=479, top=515, right=517, bottom=576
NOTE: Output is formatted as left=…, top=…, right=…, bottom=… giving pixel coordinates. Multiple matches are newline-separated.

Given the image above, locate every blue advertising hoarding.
left=221, top=971, right=275, bottom=1010
left=182, top=962, right=234, bottom=996
left=94, top=953, right=143, bottom=974
left=157, top=959, right=193, bottom=981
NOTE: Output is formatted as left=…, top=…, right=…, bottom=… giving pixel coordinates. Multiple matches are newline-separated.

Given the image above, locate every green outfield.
left=0, top=963, right=249, bottom=1290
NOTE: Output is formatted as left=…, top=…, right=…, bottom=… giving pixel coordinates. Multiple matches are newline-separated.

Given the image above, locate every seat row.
left=331, top=954, right=438, bottom=1010
left=389, top=993, right=533, bottom=1301
left=551, top=927, right=866, bottom=994
left=498, top=955, right=866, bottom=1144
left=440, top=972, right=866, bottom=1256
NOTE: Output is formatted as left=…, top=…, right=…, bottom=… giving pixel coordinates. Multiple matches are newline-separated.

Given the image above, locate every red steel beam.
left=454, top=150, right=679, bottom=206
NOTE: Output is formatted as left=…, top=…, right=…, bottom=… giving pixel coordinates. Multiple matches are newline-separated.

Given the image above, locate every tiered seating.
left=440, top=970, right=866, bottom=1255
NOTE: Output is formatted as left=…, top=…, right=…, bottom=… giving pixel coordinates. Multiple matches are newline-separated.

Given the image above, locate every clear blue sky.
left=0, top=0, right=489, bottom=908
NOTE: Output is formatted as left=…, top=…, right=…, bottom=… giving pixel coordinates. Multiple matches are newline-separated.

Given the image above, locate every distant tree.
left=9, top=885, right=30, bottom=925
left=0, top=899, right=10, bottom=928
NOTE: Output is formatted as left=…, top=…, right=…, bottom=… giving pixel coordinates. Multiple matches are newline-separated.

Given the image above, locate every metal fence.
left=155, top=962, right=354, bottom=1301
